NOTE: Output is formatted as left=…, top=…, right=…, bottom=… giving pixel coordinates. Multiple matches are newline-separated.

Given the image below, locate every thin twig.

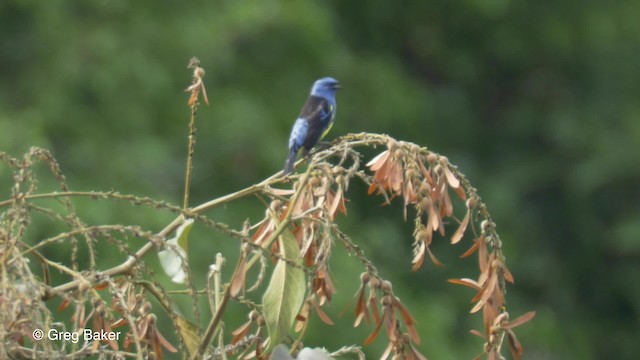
left=183, top=104, right=198, bottom=210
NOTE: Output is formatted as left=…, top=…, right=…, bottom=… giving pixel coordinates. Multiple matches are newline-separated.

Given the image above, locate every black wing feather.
left=298, top=95, right=332, bottom=149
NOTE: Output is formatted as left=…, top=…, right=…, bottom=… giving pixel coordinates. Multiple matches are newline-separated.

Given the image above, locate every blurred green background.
left=1, top=1, right=639, bottom=359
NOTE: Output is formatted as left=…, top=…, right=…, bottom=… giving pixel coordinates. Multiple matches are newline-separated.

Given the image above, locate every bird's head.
left=310, top=77, right=341, bottom=98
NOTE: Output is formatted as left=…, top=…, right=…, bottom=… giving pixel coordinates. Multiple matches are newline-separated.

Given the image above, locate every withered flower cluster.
left=448, top=227, right=535, bottom=360
left=366, top=139, right=535, bottom=359
left=229, top=310, right=265, bottom=358
left=353, top=273, right=426, bottom=359
left=241, top=164, right=348, bottom=356
left=236, top=137, right=535, bottom=359
left=367, top=139, right=467, bottom=270
left=115, top=283, right=177, bottom=358
left=53, top=281, right=177, bottom=358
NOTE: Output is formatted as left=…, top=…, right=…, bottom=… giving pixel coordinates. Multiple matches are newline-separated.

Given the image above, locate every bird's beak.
left=333, top=83, right=342, bottom=90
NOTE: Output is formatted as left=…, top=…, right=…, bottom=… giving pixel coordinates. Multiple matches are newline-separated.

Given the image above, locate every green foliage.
left=262, top=229, right=306, bottom=353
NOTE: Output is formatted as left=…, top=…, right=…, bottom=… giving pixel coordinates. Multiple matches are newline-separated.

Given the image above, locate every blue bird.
left=284, top=77, right=341, bottom=174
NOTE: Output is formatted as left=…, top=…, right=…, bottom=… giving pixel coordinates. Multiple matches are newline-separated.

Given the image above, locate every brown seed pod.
left=194, top=66, right=205, bottom=78
left=416, top=227, right=431, bottom=242
left=466, top=198, right=477, bottom=209
left=419, top=197, right=432, bottom=211
left=481, top=220, right=491, bottom=233
left=369, top=277, right=381, bottom=290
left=270, top=199, right=282, bottom=211
left=381, top=294, right=393, bottom=306
left=426, top=153, right=438, bottom=165
left=309, top=176, right=321, bottom=187
left=405, top=168, right=420, bottom=180
left=381, top=280, right=393, bottom=293
left=360, top=272, right=371, bottom=284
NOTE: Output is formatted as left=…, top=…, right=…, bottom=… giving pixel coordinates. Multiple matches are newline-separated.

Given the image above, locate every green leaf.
left=262, top=228, right=306, bottom=353
left=158, top=219, right=194, bottom=284
left=175, top=218, right=194, bottom=251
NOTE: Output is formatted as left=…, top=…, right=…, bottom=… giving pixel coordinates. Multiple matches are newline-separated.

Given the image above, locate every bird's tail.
left=284, top=149, right=297, bottom=175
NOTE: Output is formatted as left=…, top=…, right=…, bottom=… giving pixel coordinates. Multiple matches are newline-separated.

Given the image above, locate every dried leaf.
left=451, top=210, right=470, bottom=244
left=311, top=299, right=335, bottom=325
left=94, top=283, right=109, bottom=291
left=506, top=329, right=524, bottom=360
left=502, top=311, right=536, bottom=329
left=328, top=186, right=345, bottom=220
left=364, top=316, right=384, bottom=345
left=151, top=328, right=164, bottom=360
left=393, top=296, right=420, bottom=344
left=353, top=286, right=368, bottom=326
left=231, top=320, right=252, bottom=345
left=137, top=316, right=150, bottom=341
left=444, top=166, right=460, bottom=188
left=488, top=350, right=497, bottom=360
left=460, top=237, right=481, bottom=258
left=380, top=342, right=394, bottom=360
left=447, top=278, right=482, bottom=291
left=478, top=236, right=489, bottom=274
left=111, top=318, right=127, bottom=329
left=57, top=299, right=70, bottom=312
left=471, top=274, right=497, bottom=313
left=200, top=82, right=209, bottom=106
left=230, top=258, right=247, bottom=297
left=103, top=320, right=119, bottom=350
left=409, top=344, right=429, bottom=360
left=314, top=268, right=336, bottom=304
left=384, top=305, right=398, bottom=342
left=427, top=200, right=440, bottom=233
left=482, top=300, right=499, bottom=336
left=426, top=245, right=444, bottom=267
left=440, top=184, right=453, bottom=217
left=188, top=91, right=198, bottom=107
left=389, top=162, right=403, bottom=193
left=354, top=311, right=367, bottom=328
left=503, top=265, right=515, bottom=284
left=295, top=302, right=310, bottom=332
left=411, top=239, right=426, bottom=271
left=369, top=293, right=381, bottom=326
left=367, top=150, right=390, bottom=170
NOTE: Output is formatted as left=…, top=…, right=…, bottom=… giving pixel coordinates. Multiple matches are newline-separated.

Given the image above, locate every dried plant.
left=0, top=59, right=533, bottom=360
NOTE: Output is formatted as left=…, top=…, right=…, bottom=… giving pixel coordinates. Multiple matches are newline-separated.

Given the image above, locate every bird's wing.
left=299, top=96, right=334, bottom=126
left=298, top=96, right=334, bottom=148
left=289, top=118, right=308, bottom=151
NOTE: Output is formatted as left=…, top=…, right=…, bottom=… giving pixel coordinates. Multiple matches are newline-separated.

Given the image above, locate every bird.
left=284, top=77, right=341, bottom=175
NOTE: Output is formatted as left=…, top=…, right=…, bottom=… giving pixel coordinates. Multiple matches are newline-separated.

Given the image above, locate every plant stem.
left=36, top=133, right=383, bottom=300
left=191, top=254, right=242, bottom=360
left=183, top=105, right=198, bottom=210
